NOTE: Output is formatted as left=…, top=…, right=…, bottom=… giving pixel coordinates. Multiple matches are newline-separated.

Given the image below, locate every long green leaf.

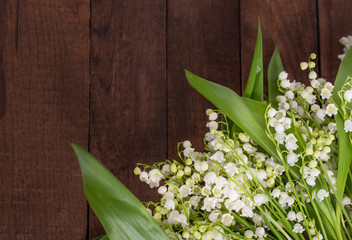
left=268, top=46, right=284, bottom=107
left=243, top=20, right=263, bottom=101
left=72, top=144, right=169, bottom=240
left=332, top=46, right=352, bottom=236
left=242, top=97, right=267, bottom=117
left=335, top=113, right=352, bottom=231
left=185, top=70, right=278, bottom=160
left=335, top=113, right=352, bottom=199
left=94, top=236, right=109, bottom=240
left=229, top=98, right=267, bottom=137
left=332, top=47, right=352, bottom=107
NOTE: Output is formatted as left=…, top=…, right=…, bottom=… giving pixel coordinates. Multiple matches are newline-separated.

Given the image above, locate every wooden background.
left=1, top=0, right=351, bottom=239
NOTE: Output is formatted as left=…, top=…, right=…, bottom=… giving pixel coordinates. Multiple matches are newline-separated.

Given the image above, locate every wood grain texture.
left=318, top=0, right=352, bottom=82
left=167, top=0, right=241, bottom=159
left=90, top=1, right=166, bottom=238
left=0, top=0, right=90, bottom=239
left=0, top=1, right=351, bottom=239
left=240, top=0, right=318, bottom=92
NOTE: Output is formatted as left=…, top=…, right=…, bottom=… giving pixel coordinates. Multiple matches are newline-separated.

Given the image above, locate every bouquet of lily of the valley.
left=72, top=23, right=352, bottom=240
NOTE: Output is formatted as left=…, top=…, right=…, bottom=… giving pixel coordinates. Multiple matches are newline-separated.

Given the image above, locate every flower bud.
left=310, top=53, right=317, bottom=59
left=300, top=90, right=309, bottom=98
left=308, top=220, right=315, bottom=228
left=238, top=133, right=250, bottom=143
left=306, top=86, right=314, bottom=94
left=267, top=177, right=275, bottom=188
left=184, top=166, right=192, bottom=175
left=200, top=161, right=209, bottom=172
left=153, top=212, right=162, bottom=221
left=215, top=142, right=222, bottom=150
left=309, top=160, right=318, bottom=168
left=308, top=61, right=316, bottom=68
left=177, top=164, right=184, bottom=170
left=206, top=109, right=213, bottom=115
left=176, top=170, right=184, bottom=179
left=170, top=163, right=177, bottom=173
left=134, top=167, right=141, bottom=175
left=193, top=231, right=201, bottom=239
left=183, top=140, right=192, bottom=148
left=325, top=138, right=332, bottom=145
left=185, top=157, right=193, bottom=165
left=266, top=166, right=273, bottom=176
left=215, top=131, right=224, bottom=137
left=160, top=207, right=168, bottom=215
left=313, top=151, right=321, bottom=159
left=182, top=232, right=190, bottom=239
left=306, top=147, right=313, bottom=155
left=209, top=112, right=218, bottom=121
left=300, top=62, right=308, bottom=70
left=317, top=138, right=325, bottom=147
left=244, top=230, right=254, bottom=238
left=323, top=146, right=331, bottom=153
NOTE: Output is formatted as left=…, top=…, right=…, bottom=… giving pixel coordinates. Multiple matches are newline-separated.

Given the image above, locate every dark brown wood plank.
left=167, top=0, right=241, bottom=159
left=241, top=0, right=318, bottom=92
left=319, top=0, right=352, bottom=82
left=0, top=0, right=90, bottom=239
left=90, top=1, right=166, bottom=238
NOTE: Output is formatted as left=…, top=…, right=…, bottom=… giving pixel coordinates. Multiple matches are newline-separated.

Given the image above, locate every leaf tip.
left=71, top=142, right=79, bottom=149
left=184, top=69, right=197, bottom=86
left=71, top=143, right=92, bottom=171
left=257, top=17, right=262, bottom=34
left=184, top=69, right=192, bottom=78
left=71, top=143, right=85, bottom=155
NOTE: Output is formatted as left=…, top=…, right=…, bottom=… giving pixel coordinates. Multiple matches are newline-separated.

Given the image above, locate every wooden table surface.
left=0, top=0, right=351, bottom=239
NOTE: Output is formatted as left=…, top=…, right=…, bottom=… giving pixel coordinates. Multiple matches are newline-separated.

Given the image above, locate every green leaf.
left=335, top=113, right=352, bottom=200
left=243, top=20, right=263, bottom=101
left=329, top=47, right=352, bottom=236
left=268, top=46, right=284, bottom=107
left=227, top=98, right=267, bottom=137
left=185, top=70, right=278, bottom=160
left=228, top=98, right=267, bottom=137
left=335, top=113, right=352, bottom=230
left=72, top=144, right=169, bottom=240
left=242, top=97, right=267, bottom=117
left=332, top=47, right=352, bottom=107
left=94, top=236, right=109, bottom=240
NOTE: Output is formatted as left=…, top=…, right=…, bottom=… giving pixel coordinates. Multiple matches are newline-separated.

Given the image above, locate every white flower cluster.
left=134, top=55, right=352, bottom=239
left=136, top=110, right=285, bottom=239
left=338, top=36, right=352, bottom=60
